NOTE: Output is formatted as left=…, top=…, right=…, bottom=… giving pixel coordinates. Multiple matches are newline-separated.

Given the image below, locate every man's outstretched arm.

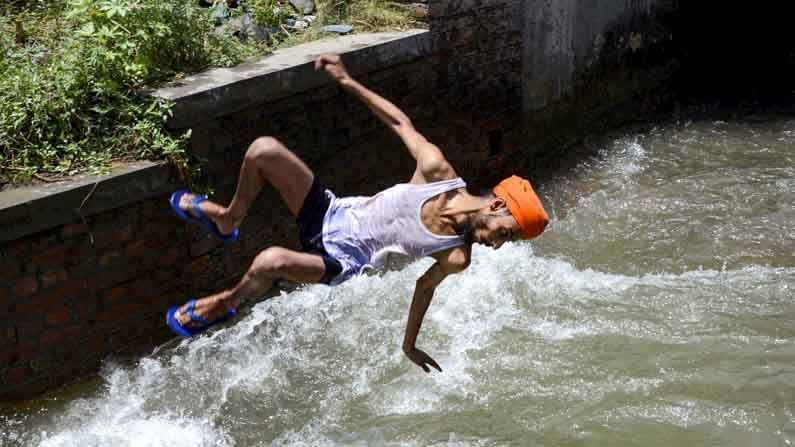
left=315, top=53, right=453, bottom=182
left=403, top=249, right=470, bottom=372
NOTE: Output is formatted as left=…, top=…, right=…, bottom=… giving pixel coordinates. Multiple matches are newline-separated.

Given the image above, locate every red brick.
left=54, top=279, right=88, bottom=301
left=83, top=336, right=106, bottom=357
left=2, top=377, right=50, bottom=399
left=70, top=237, right=99, bottom=260
left=51, top=347, right=83, bottom=372
left=30, top=357, right=52, bottom=372
left=124, top=239, right=150, bottom=258
left=98, top=250, right=122, bottom=268
left=67, top=324, right=82, bottom=335
left=67, top=258, right=100, bottom=281
left=149, top=291, right=184, bottom=307
left=39, top=268, right=67, bottom=289
left=61, top=222, right=89, bottom=239
left=74, top=295, right=100, bottom=319
left=0, top=343, right=37, bottom=364
left=0, top=287, right=9, bottom=308
left=1, top=239, right=30, bottom=262
left=157, top=247, right=181, bottom=268
left=93, top=267, right=139, bottom=290
left=186, top=256, right=209, bottom=276
left=190, top=236, right=221, bottom=257
left=0, top=262, right=21, bottom=281
left=129, top=277, right=160, bottom=296
left=4, top=364, right=32, bottom=384
left=98, top=301, right=143, bottom=323
left=12, top=277, right=38, bottom=298
left=45, top=306, right=71, bottom=326
left=93, top=225, right=133, bottom=248
left=29, top=233, right=61, bottom=253
left=15, top=283, right=75, bottom=314
left=0, top=325, right=16, bottom=344
left=154, top=268, right=181, bottom=287
left=40, top=329, right=65, bottom=346
left=28, top=245, right=73, bottom=269
left=144, top=218, right=178, bottom=235
left=103, top=284, right=130, bottom=303
left=118, top=225, right=135, bottom=242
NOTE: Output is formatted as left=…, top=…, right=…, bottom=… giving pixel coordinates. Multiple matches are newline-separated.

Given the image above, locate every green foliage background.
left=0, top=0, right=257, bottom=183
left=0, top=0, right=417, bottom=185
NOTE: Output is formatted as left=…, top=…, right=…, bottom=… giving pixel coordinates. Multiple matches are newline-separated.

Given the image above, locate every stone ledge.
left=0, top=161, right=179, bottom=244
left=151, top=29, right=431, bottom=130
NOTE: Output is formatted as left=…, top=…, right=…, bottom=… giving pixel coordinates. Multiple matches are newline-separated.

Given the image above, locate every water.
left=2, top=113, right=794, bottom=446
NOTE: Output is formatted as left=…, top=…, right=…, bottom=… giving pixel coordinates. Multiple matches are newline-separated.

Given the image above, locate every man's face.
left=463, top=209, right=521, bottom=250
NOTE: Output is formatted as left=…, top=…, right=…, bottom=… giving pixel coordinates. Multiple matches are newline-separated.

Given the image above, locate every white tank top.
left=322, top=178, right=467, bottom=283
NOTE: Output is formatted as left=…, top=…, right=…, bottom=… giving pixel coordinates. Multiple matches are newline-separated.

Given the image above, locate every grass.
left=252, top=0, right=421, bottom=50
left=0, top=0, right=421, bottom=186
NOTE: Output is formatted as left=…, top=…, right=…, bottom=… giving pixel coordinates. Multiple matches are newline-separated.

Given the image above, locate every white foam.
left=38, top=413, right=231, bottom=447
left=527, top=318, right=595, bottom=340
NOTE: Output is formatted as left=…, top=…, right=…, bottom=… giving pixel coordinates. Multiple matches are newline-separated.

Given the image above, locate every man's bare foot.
left=175, top=297, right=232, bottom=327
left=178, top=193, right=241, bottom=236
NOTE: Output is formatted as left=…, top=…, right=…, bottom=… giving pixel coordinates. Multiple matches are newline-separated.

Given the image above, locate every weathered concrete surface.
left=523, top=0, right=667, bottom=112
left=153, top=30, right=431, bottom=129
left=0, top=162, right=177, bottom=244
left=513, top=0, right=676, bottom=177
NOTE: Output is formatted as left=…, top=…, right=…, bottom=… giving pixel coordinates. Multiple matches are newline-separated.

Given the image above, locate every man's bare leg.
left=177, top=136, right=315, bottom=234
left=176, top=247, right=327, bottom=326
left=173, top=136, right=321, bottom=327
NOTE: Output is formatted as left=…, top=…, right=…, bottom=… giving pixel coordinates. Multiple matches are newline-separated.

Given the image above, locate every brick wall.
left=1, top=200, right=184, bottom=397
left=429, top=0, right=524, bottom=173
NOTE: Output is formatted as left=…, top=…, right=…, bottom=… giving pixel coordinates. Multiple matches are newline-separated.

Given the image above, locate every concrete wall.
left=523, top=0, right=661, bottom=111
left=518, top=0, right=675, bottom=175
left=0, top=0, right=678, bottom=399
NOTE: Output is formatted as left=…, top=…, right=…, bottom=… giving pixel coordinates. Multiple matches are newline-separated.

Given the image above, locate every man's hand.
left=404, top=347, right=442, bottom=373
left=314, top=53, right=350, bottom=83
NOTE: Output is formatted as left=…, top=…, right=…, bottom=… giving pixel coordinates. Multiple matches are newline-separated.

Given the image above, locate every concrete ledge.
left=0, top=161, right=178, bottom=244
left=152, top=29, right=431, bottom=130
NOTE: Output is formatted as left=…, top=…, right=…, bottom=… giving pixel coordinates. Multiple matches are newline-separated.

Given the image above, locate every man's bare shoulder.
left=409, top=143, right=459, bottom=184
left=431, top=244, right=471, bottom=273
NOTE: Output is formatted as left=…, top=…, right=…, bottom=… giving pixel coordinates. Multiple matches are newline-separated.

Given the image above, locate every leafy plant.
left=0, top=0, right=256, bottom=183
left=249, top=0, right=292, bottom=28
left=0, top=0, right=417, bottom=185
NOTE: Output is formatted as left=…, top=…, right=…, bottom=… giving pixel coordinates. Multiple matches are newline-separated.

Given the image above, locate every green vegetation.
left=0, top=0, right=419, bottom=185
left=274, top=0, right=417, bottom=49
left=0, top=0, right=254, bottom=184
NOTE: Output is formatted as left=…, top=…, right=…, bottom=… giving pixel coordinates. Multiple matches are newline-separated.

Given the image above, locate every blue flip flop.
left=170, top=190, right=239, bottom=243
left=166, top=299, right=238, bottom=337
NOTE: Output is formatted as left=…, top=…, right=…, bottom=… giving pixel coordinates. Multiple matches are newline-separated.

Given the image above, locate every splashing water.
left=3, top=114, right=795, bottom=446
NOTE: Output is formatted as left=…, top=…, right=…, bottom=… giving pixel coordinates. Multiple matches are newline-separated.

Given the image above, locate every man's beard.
left=460, top=213, right=487, bottom=245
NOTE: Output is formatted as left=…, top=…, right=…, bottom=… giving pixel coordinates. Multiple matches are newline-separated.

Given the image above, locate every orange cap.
left=493, top=175, right=549, bottom=239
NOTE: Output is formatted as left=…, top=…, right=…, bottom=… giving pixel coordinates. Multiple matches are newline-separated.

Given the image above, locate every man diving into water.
left=166, top=53, right=549, bottom=373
